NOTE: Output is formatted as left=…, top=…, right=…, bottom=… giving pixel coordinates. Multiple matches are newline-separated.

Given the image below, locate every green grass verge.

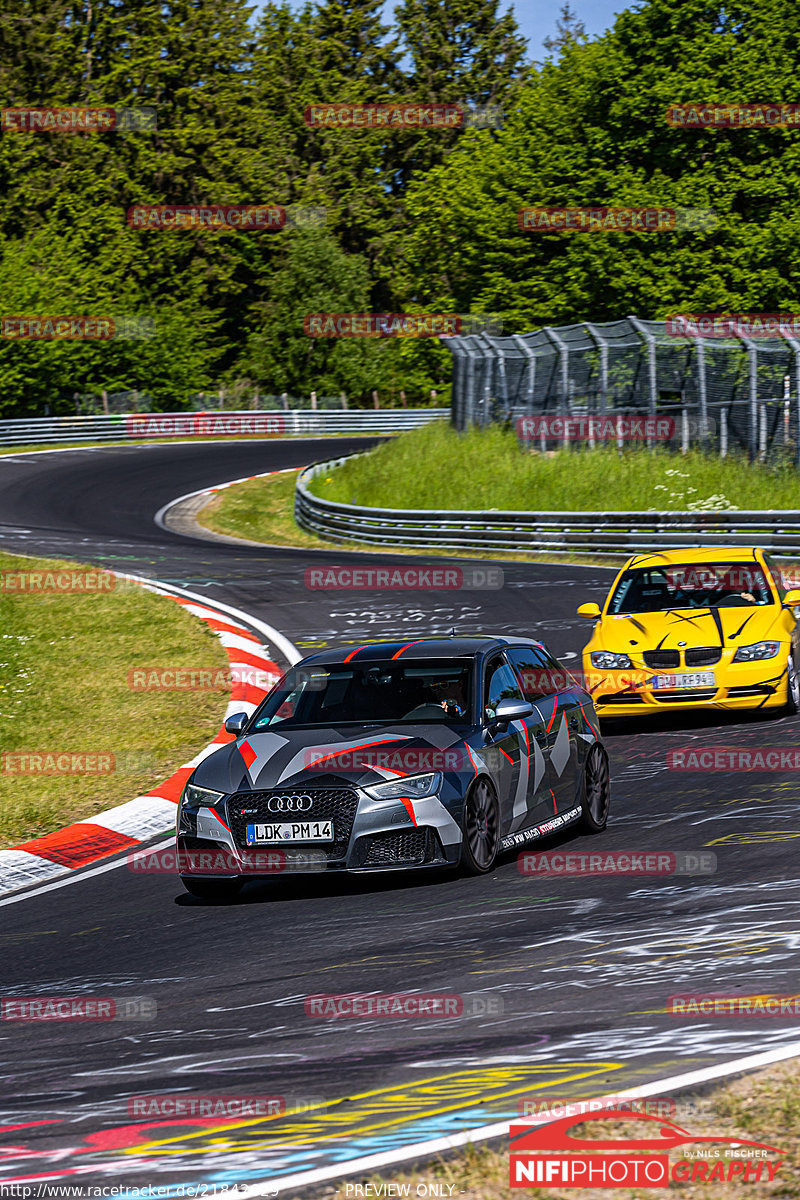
left=322, top=1059, right=800, bottom=1200
left=195, top=472, right=623, bottom=567
left=307, top=421, right=800, bottom=512
left=0, top=551, right=229, bottom=848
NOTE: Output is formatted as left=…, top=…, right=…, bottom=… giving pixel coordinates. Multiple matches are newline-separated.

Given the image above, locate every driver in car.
left=431, top=677, right=467, bottom=717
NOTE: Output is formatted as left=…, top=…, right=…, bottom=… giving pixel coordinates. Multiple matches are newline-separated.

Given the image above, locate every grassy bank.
left=324, top=1058, right=799, bottom=1200
left=0, top=551, right=229, bottom=847
left=307, top=422, right=800, bottom=512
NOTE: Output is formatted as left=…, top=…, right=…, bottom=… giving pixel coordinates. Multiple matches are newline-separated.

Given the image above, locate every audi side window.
left=483, top=655, right=523, bottom=720
left=507, top=646, right=572, bottom=700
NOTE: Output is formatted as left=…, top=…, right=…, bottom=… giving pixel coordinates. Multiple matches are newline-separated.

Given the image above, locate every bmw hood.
left=597, top=605, right=783, bottom=654
left=193, top=724, right=470, bottom=794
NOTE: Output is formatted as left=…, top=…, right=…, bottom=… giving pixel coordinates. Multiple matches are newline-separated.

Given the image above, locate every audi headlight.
left=733, top=641, right=781, bottom=662
left=180, top=782, right=224, bottom=808
left=590, top=651, right=633, bottom=669
left=364, top=773, right=442, bottom=801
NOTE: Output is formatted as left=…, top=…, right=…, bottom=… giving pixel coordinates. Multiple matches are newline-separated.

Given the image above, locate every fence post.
left=778, top=334, right=800, bottom=467
left=512, top=335, right=537, bottom=418
left=585, top=322, right=610, bottom=417
left=627, top=316, right=658, bottom=447
left=721, top=407, right=728, bottom=457
left=101, top=390, right=109, bottom=415
left=542, top=326, right=569, bottom=417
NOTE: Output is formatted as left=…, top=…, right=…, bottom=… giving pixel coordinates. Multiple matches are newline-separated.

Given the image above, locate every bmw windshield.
left=608, top=563, right=773, bottom=614
left=250, top=659, right=474, bottom=728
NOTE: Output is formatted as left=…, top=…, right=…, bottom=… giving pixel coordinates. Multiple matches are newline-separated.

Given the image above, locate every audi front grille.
left=226, top=789, right=359, bottom=856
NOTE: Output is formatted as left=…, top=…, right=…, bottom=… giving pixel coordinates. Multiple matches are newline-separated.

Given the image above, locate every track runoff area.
left=0, top=438, right=799, bottom=1195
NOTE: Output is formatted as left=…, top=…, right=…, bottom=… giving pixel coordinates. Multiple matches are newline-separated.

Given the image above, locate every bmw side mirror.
left=224, top=712, right=249, bottom=736
left=493, top=698, right=534, bottom=729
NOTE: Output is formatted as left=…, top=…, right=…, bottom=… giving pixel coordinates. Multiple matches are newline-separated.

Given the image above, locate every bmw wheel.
left=577, top=744, right=610, bottom=833
left=786, top=655, right=800, bottom=715
left=460, top=778, right=500, bottom=875
left=181, top=877, right=242, bottom=901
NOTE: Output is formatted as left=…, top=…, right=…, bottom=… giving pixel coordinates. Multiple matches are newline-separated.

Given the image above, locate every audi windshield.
left=608, top=563, right=773, bottom=614
left=250, top=659, right=474, bottom=727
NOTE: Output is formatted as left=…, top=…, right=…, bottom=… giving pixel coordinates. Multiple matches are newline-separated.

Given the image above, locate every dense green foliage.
left=2, top=0, right=800, bottom=414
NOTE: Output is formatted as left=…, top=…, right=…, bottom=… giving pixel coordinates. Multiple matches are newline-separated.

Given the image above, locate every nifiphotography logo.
left=509, top=1108, right=785, bottom=1188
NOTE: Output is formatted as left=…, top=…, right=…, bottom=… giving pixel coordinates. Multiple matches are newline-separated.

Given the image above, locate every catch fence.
left=444, top=317, right=800, bottom=462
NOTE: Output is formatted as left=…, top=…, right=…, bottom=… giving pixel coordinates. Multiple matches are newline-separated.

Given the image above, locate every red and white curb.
left=0, top=576, right=298, bottom=897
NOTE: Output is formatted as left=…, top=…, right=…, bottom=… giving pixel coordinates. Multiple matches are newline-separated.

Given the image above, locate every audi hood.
left=193, top=724, right=470, bottom=794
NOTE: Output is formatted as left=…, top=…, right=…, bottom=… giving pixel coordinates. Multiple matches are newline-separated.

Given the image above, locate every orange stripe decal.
left=391, top=640, right=423, bottom=660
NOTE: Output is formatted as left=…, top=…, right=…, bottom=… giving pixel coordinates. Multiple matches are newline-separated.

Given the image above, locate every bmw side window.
left=483, top=655, right=523, bottom=722
left=763, top=554, right=786, bottom=602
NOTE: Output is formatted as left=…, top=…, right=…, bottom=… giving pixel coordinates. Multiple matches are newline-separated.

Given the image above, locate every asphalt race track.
left=2, top=439, right=800, bottom=1193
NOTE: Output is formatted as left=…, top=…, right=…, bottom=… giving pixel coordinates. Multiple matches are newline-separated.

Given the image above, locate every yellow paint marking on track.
left=705, top=831, right=800, bottom=845
left=121, top=1061, right=623, bottom=1159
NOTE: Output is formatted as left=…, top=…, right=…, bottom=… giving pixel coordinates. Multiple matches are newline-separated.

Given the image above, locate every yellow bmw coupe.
left=578, top=548, right=800, bottom=717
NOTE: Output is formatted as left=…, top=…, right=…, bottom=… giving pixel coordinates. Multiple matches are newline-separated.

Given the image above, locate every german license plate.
left=651, top=672, right=715, bottom=689
left=246, top=821, right=333, bottom=844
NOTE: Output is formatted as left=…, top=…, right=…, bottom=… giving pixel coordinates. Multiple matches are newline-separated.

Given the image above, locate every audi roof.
left=297, top=636, right=547, bottom=666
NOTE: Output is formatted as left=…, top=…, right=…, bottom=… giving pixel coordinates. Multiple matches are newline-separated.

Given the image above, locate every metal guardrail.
left=0, top=408, right=448, bottom=448
left=296, top=456, right=800, bottom=557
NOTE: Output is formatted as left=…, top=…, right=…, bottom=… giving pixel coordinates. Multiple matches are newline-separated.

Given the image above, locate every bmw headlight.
left=180, top=782, right=224, bottom=808
left=364, top=773, right=442, bottom=801
left=733, top=641, right=781, bottom=662
left=590, top=651, right=633, bottom=669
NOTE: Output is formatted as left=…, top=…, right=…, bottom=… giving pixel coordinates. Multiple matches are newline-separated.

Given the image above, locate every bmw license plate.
left=651, top=672, right=715, bottom=689
left=246, top=821, right=333, bottom=844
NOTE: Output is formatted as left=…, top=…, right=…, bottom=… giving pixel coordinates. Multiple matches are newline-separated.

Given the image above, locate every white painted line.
left=135, top=577, right=301, bottom=666
left=238, top=1040, right=800, bottom=1197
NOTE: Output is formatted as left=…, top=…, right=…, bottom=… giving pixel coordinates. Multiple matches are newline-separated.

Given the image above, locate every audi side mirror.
left=577, top=602, right=601, bottom=619
left=224, top=712, right=249, bottom=736
left=493, top=698, right=534, bottom=728
left=784, top=589, right=800, bottom=609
